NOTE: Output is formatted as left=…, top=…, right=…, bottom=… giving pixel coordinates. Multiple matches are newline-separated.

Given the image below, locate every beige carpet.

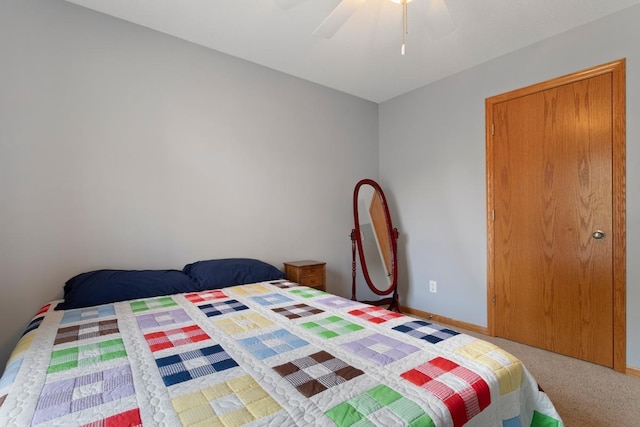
left=455, top=327, right=640, bottom=426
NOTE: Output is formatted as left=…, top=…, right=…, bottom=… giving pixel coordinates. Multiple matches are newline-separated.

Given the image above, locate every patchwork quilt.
left=0, top=281, right=563, bottom=426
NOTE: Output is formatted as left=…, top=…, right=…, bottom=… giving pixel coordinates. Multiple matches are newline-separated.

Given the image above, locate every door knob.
left=592, top=230, right=605, bottom=240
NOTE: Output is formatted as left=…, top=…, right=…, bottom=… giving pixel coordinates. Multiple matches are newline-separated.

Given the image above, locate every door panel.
left=487, top=61, right=625, bottom=369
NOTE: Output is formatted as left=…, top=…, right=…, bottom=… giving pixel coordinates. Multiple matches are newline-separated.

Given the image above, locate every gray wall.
left=0, top=0, right=378, bottom=368
left=380, top=5, right=640, bottom=368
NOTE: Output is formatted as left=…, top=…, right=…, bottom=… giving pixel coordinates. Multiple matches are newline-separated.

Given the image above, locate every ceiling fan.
left=274, top=0, right=454, bottom=54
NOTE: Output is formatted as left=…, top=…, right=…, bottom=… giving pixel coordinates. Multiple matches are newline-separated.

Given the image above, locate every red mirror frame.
left=351, top=179, right=400, bottom=312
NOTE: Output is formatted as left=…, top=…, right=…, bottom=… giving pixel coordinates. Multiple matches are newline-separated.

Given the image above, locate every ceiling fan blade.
left=313, top=0, right=367, bottom=39
left=425, top=0, right=455, bottom=39
left=274, top=0, right=308, bottom=10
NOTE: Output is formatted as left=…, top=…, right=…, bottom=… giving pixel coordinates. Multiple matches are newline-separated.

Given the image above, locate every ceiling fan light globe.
left=390, top=0, right=414, bottom=4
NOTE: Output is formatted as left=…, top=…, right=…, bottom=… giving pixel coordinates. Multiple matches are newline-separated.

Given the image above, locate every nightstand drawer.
left=301, top=275, right=323, bottom=286
left=299, top=265, right=323, bottom=277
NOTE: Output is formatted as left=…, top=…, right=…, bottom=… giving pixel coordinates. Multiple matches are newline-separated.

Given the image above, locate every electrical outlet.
left=429, top=280, right=437, bottom=293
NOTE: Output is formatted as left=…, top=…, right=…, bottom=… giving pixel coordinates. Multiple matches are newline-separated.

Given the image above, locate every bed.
left=0, top=259, right=562, bottom=426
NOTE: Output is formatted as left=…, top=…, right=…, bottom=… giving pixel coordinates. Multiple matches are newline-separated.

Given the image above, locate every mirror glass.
left=353, top=179, right=397, bottom=296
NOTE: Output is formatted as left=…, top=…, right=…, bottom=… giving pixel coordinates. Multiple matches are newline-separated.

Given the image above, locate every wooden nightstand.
left=283, top=260, right=326, bottom=291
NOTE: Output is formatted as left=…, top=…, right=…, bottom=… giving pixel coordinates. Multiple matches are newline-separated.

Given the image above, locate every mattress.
left=0, top=281, right=563, bottom=426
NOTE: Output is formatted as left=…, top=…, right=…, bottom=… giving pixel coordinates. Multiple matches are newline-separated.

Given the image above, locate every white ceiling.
left=65, top=0, right=640, bottom=103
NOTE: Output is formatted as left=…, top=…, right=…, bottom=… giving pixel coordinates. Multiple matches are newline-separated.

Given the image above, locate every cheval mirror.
left=351, top=179, right=400, bottom=312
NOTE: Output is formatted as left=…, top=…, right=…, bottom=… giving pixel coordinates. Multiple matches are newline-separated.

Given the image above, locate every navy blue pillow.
left=55, top=269, right=198, bottom=310
left=183, top=258, right=285, bottom=290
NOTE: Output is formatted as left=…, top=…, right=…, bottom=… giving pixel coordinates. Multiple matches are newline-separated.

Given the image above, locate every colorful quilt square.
left=214, top=313, right=273, bottom=335
left=238, top=329, right=308, bottom=360
left=249, top=293, right=293, bottom=306
left=288, top=288, right=326, bottom=299
left=503, top=415, right=522, bottom=427
left=342, top=333, right=419, bottom=366
left=54, top=319, right=119, bottom=345
left=184, top=290, right=228, bottom=304
left=22, top=316, right=44, bottom=337
left=171, top=375, right=281, bottom=426
left=155, top=345, right=239, bottom=387
left=326, top=384, right=434, bottom=427
left=230, top=284, right=270, bottom=296
left=198, top=299, right=249, bottom=317
left=144, top=325, right=210, bottom=352
left=316, top=296, right=360, bottom=309
left=269, top=281, right=298, bottom=289
left=272, top=351, right=364, bottom=398
left=47, top=338, right=127, bottom=374
left=348, top=306, right=404, bottom=324
left=136, top=308, right=191, bottom=331
left=7, top=334, right=34, bottom=362
left=531, top=411, right=562, bottom=426
left=401, top=357, right=491, bottom=427
left=272, top=303, right=324, bottom=320
left=129, top=296, right=177, bottom=313
left=34, top=303, right=52, bottom=317
left=0, top=357, right=23, bottom=389
left=80, top=408, right=142, bottom=427
left=32, top=365, right=135, bottom=425
left=454, top=340, right=523, bottom=395
left=300, top=316, right=364, bottom=339
left=61, top=305, right=116, bottom=324
left=393, top=320, right=460, bottom=344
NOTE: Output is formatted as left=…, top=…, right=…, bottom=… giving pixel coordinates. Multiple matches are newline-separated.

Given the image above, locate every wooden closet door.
left=487, top=61, right=626, bottom=369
